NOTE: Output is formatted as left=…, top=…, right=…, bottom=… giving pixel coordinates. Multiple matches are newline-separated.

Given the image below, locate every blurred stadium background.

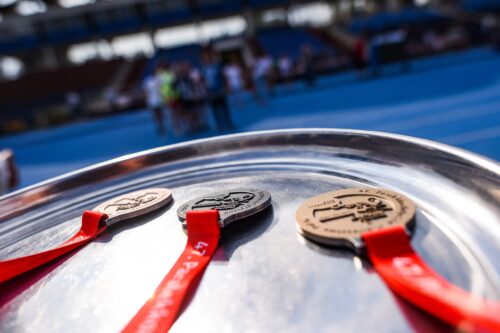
left=0, top=0, right=499, bottom=190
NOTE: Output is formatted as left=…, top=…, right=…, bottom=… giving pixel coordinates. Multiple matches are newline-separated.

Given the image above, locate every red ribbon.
left=122, top=210, right=220, bottom=333
left=362, top=225, right=500, bottom=333
left=0, top=210, right=107, bottom=284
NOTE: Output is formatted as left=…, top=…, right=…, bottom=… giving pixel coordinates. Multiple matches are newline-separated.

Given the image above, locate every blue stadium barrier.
left=197, top=1, right=241, bottom=16
left=0, top=35, right=39, bottom=54
left=462, top=0, right=500, bottom=12
left=249, top=0, right=290, bottom=7
left=147, top=9, right=193, bottom=27
left=349, top=8, right=449, bottom=33
left=97, top=17, right=143, bottom=36
left=257, top=27, right=332, bottom=60
left=45, top=26, right=91, bottom=45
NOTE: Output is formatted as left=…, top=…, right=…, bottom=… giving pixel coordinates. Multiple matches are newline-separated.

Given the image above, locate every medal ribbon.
left=0, top=210, right=107, bottom=284
left=362, top=225, right=500, bottom=333
left=122, top=210, right=220, bottom=333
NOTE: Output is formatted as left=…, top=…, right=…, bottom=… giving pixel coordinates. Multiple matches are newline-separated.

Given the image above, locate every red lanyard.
left=122, top=210, right=220, bottom=333
left=295, top=188, right=500, bottom=333
left=0, top=188, right=172, bottom=285
left=363, top=225, right=500, bottom=333
left=0, top=210, right=107, bottom=284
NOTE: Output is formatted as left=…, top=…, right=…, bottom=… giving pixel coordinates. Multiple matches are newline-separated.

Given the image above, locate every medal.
left=0, top=188, right=172, bottom=284
left=296, top=188, right=500, bottom=333
left=296, top=187, right=415, bottom=250
left=123, top=188, right=272, bottom=333
left=177, top=188, right=271, bottom=227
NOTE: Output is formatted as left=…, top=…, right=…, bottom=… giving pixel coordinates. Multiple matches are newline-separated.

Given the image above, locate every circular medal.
left=296, top=188, right=415, bottom=250
left=177, top=188, right=271, bottom=227
left=94, top=188, right=173, bottom=226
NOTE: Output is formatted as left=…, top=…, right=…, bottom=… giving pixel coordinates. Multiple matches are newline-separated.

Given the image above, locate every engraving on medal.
left=94, top=188, right=173, bottom=226
left=191, top=192, right=256, bottom=211
left=313, top=198, right=393, bottom=223
left=296, top=188, right=415, bottom=249
left=177, top=189, right=271, bottom=227
left=105, top=192, right=159, bottom=211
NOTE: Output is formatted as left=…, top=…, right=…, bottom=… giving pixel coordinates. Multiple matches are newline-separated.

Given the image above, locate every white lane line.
left=439, top=126, right=500, bottom=145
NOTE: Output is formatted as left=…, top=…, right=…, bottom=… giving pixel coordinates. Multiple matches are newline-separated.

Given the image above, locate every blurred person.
left=157, top=63, right=182, bottom=136
left=423, top=30, right=445, bottom=52
left=189, top=67, right=209, bottom=131
left=400, top=26, right=412, bottom=73
left=201, top=50, right=234, bottom=132
left=298, top=44, right=316, bottom=87
left=494, top=26, right=500, bottom=52
left=173, top=63, right=208, bottom=135
left=278, top=53, right=293, bottom=87
left=481, top=15, right=497, bottom=43
left=105, top=88, right=118, bottom=113
left=368, top=32, right=380, bottom=76
left=0, top=149, right=19, bottom=194
left=352, top=32, right=368, bottom=77
left=252, top=53, right=273, bottom=104
left=65, top=91, right=82, bottom=118
left=481, top=14, right=500, bottom=50
left=143, top=65, right=166, bottom=135
left=224, top=57, right=245, bottom=108
left=371, top=28, right=410, bottom=75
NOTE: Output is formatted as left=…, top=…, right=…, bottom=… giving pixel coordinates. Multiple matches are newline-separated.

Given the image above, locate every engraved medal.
left=296, top=187, right=500, bottom=332
left=94, top=188, right=172, bottom=226
left=296, top=187, right=415, bottom=250
left=177, top=188, right=272, bottom=227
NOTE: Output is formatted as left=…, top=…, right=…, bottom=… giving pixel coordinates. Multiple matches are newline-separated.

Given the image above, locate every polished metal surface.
left=0, top=129, right=499, bottom=333
left=177, top=188, right=272, bottom=227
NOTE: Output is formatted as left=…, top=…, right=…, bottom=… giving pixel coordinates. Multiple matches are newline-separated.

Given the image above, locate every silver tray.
left=0, top=129, right=499, bottom=333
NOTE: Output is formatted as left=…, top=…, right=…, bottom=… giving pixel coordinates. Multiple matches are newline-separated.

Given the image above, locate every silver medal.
left=177, top=188, right=271, bottom=227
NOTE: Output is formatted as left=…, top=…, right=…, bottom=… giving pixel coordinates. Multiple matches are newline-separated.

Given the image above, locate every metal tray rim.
left=1, top=128, right=498, bottom=205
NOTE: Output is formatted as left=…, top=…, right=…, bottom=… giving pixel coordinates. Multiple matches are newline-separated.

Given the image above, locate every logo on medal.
left=191, top=192, right=256, bottom=211
left=94, top=188, right=172, bottom=226
left=313, top=197, right=393, bottom=224
left=296, top=188, right=415, bottom=249
left=104, top=192, right=160, bottom=211
left=177, top=189, right=271, bottom=227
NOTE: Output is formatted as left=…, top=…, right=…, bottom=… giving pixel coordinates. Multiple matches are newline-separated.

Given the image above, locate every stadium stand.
left=0, top=59, right=124, bottom=132
left=0, top=59, right=123, bottom=106
left=0, top=0, right=498, bottom=135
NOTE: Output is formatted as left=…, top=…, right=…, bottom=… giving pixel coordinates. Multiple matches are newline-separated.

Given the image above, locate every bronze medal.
left=177, top=188, right=271, bottom=227
left=93, top=188, right=173, bottom=226
left=295, top=188, right=415, bottom=250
